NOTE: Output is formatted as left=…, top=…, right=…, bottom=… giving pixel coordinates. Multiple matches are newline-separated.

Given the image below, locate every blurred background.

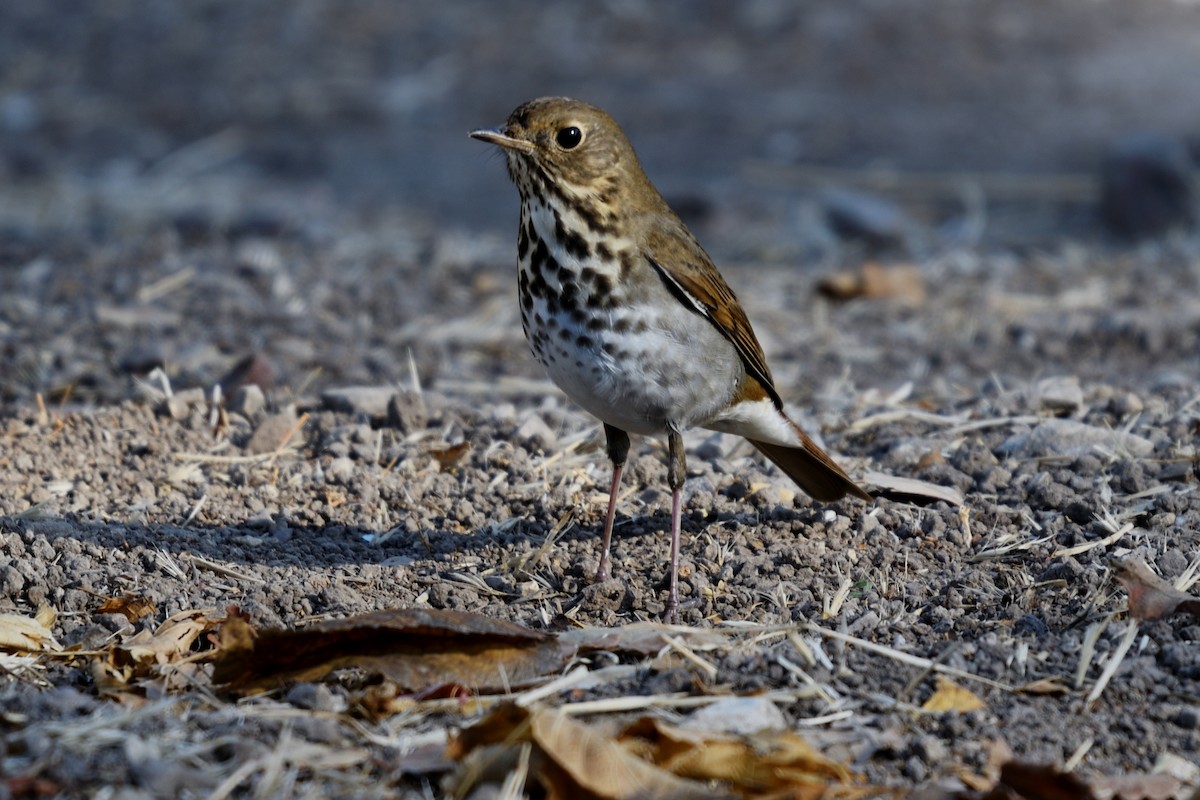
left=2, top=0, right=1199, bottom=407
left=2, top=0, right=1199, bottom=253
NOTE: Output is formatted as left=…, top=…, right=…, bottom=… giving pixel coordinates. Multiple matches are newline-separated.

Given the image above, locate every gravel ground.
left=1, top=2, right=1199, bottom=798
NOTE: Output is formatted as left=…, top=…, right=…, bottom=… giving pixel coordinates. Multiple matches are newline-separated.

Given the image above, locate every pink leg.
left=664, top=429, right=685, bottom=624
left=665, top=481, right=682, bottom=623
left=595, top=461, right=624, bottom=582
left=596, top=424, right=630, bottom=583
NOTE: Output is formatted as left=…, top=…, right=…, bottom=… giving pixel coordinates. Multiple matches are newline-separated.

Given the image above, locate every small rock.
left=1108, top=391, right=1145, bottom=418
left=515, top=413, right=557, bottom=451
left=912, top=735, right=948, bottom=764
left=286, top=683, right=340, bottom=713
left=1100, top=133, right=1195, bottom=239
left=998, top=419, right=1154, bottom=459
left=821, top=187, right=913, bottom=249
left=228, top=384, right=266, bottom=418
left=156, top=386, right=205, bottom=419
left=683, top=696, right=787, bottom=735
left=244, top=408, right=299, bottom=455
left=1033, top=376, right=1083, bottom=415
left=322, top=385, right=396, bottom=419
left=387, top=389, right=428, bottom=433
left=158, top=395, right=190, bottom=420
left=219, top=352, right=276, bottom=396
left=694, top=433, right=726, bottom=461
left=1175, top=707, right=1200, bottom=730
left=326, top=456, right=356, bottom=485
left=117, top=343, right=166, bottom=374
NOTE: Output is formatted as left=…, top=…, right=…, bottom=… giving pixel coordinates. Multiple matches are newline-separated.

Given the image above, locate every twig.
left=806, top=624, right=1014, bottom=692
left=1086, top=620, right=1139, bottom=708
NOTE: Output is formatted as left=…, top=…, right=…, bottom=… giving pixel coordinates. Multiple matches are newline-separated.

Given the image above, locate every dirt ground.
left=1, top=2, right=1199, bottom=798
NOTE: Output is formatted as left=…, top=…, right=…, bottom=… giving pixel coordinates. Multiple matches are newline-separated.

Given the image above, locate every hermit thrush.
left=471, top=97, right=870, bottom=620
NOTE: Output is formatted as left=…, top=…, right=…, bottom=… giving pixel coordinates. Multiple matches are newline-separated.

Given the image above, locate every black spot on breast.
left=518, top=273, right=533, bottom=311
left=530, top=237, right=550, bottom=274
left=560, top=280, right=579, bottom=311
left=529, top=270, right=549, bottom=298
left=575, top=335, right=593, bottom=348
left=592, top=273, right=614, bottom=297
left=586, top=315, right=605, bottom=331
left=596, top=241, right=613, bottom=261
left=612, top=317, right=631, bottom=333
left=554, top=212, right=591, bottom=259
left=577, top=203, right=616, bottom=235
left=518, top=226, right=531, bottom=261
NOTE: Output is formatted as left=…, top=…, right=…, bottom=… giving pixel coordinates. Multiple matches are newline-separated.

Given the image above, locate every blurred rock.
left=1032, top=376, right=1083, bottom=415
left=682, top=696, right=787, bottom=735
left=998, top=418, right=1154, bottom=458
left=219, top=353, right=276, bottom=397
left=229, top=384, right=266, bottom=419
left=244, top=407, right=299, bottom=454
left=515, top=413, right=556, bottom=451
left=821, top=188, right=914, bottom=249
left=322, top=386, right=396, bottom=420
left=116, top=343, right=167, bottom=374
left=170, top=210, right=218, bottom=244
left=1100, top=133, right=1195, bottom=239
left=156, top=387, right=206, bottom=420
left=387, top=389, right=428, bottom=433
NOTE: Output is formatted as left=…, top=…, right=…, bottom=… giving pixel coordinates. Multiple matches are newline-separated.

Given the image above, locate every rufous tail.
left=749, top=422, right=871, bottom=503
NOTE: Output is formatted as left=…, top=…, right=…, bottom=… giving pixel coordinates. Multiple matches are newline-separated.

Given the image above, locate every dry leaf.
left=428, top=441, right=470, bottom=471
left=211, top=607, right=570, bottom=693
left=120, top=609, right=216, bottom=665
left=0, top=612, right=61, bottom=652
left=95, top=609, right=221, bottom=692
left=995, top=761, right=1097, bottom=800
left=1091, top=771, right=1184, bottom=800
left=817, top=262, right=925, bottom=306
left=1112, top=556, right=1200, bottom=622
left=98, top=594, right=158, bottom=622
left=559, top=622, right=730, bottom=657
left=922, top=677, right=987, bottom=713
left=619, top=717, right=858, bottom=796
left=449, top=703, right=728, bottom=800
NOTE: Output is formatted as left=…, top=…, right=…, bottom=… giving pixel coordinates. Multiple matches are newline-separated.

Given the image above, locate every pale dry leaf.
left=0, top=612, right=61, bottom=653
left=531, top=708, right=730, bottom=799
left=449, top=703, right=729, bottom=800
left=1090, top=771, right=1183, bottom=800
left=120, top=608, right=217, bottom=665
left=922, top=676, right=987, bottom=713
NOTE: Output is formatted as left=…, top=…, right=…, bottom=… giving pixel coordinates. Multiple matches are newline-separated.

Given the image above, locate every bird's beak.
left=469, top=126, right=535, bottom=154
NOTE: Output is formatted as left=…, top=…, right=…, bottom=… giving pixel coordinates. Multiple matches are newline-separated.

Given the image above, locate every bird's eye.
left=555, top=126, right=583, bottom=150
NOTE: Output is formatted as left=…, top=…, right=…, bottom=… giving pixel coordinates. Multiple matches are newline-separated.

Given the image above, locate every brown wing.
left=644, top=217, right=872, bottom=504
left=642, top=217, right=784, bottom=409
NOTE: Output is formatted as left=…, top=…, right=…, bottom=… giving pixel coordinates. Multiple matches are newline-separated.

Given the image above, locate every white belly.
left=532, top=296, right=742, bottom=436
